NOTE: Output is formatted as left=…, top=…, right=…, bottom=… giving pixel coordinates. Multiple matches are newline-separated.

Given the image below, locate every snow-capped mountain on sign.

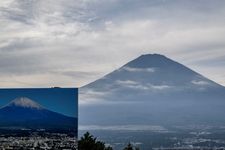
left=0, top=97, right=77, bottom=130
left=6, top=97, right=43, bottom=109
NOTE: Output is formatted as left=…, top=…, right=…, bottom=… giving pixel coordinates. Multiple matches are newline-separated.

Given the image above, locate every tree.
left=79, top=132, right=140, bottom=150
left=78, top=132, right=113, bottom=150
left=123, top=143, right=133, bottom=150
left=123, top=143, right=140, bottom=150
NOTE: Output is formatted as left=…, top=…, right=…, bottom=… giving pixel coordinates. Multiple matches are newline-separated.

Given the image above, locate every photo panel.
left=0, top=88, right=78, bottom=149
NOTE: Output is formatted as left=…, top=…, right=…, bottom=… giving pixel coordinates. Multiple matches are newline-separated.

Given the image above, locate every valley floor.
left=79, top=125, right=225, bottom=150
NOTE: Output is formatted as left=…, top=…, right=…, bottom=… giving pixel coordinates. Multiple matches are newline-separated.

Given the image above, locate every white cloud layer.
left=79, top=89, right=109, bottom=105
left=0, top=0, right=225, bottom=87
left=122, top=67, right=155, bottom=73
left=191, top=80, right=210, bottom=86
left=116, top=80, right=171, bottom=91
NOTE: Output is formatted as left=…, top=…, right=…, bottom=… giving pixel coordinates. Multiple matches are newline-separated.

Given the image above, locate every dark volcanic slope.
left=79, top=54, right=225, bottom=126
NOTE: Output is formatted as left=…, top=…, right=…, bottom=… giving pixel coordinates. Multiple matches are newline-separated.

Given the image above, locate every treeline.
left=78, top=132, right=140, bottom=150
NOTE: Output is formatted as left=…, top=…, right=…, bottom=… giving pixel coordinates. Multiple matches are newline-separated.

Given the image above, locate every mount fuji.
left=79, top=54, right=225, bottom=126
left=0, top=97, right=77, bottom=130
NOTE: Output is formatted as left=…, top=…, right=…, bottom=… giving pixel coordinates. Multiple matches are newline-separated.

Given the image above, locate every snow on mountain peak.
left=8, top=97, right=43, bottom=109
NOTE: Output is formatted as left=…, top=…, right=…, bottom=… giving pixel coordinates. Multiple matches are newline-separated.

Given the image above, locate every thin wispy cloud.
left=0, top=0, right=225, bottom=87
left=115, top=80, right=171, bottom=91
left=122, top=67, right=155, bottom=73
left=191, top=80, right=210, bottom=86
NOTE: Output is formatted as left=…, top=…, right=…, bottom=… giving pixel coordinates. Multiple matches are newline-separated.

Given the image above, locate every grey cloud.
left=51, top=70, right=102, bottom=79
left=0, top=0, right=92, bottom=24
left=0, top=38, right=43, bottom=52
left=0, top=50, right=49, bottom=75
left=191, top=55, right=225, bottom=67
left=0, top=0, right=225, bottom=87
left=88, top=0, right=225, bottom=26
left=79, top=88, right=110, bottom=105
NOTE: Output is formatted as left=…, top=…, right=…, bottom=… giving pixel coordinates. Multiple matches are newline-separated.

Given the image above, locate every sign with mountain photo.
left=0, top=88, right=78, bottom=149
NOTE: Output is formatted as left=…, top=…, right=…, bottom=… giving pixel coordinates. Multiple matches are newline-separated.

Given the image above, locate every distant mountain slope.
left=0, top=97, right=77, bottom=130
left=79, top=54, right=225, bottom=126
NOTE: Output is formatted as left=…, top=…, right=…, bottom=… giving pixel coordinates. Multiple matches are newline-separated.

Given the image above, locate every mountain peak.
left=7, top=97, right=43, bottom=109
left=125, top=53, right=182, bottom=69
left=140, top=53, right=166, bottom=58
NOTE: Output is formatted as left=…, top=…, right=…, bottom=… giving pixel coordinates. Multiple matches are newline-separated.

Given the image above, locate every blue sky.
left=0, top=88, right=78, bottom=117
left=0, top=0, right=225, bottom=88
